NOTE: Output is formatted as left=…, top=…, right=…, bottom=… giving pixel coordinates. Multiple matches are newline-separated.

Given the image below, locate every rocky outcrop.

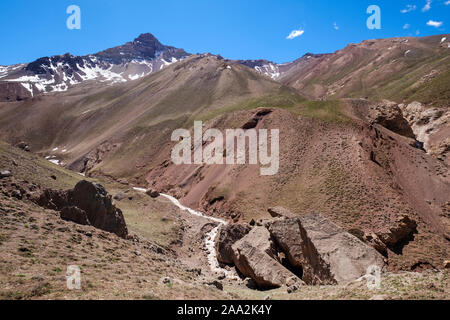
left=218, top=209, right=386, bottom=287
left=363, top=232, right=388, bottom=257
left=267, top=218, right=306, bottom=269
left=1, top=176, right=41, bottom=200
left=375, top=215, right=417, bottom=253
left=297, top=213, right=385, bottom=285
left=215, top=224, right=251, bottom=264
left=399, top=101, right=450, bottom=164
left=241, top=109, right=273, bottom=129
left=231, top=227, right=302, bottom=289
left=36, top=180, right=128, bottom=238
left=267, top=207, right=296, bottom=218
left=368, top=100, right=415, bottom=138
left=60, top=206, right=90, bottom=225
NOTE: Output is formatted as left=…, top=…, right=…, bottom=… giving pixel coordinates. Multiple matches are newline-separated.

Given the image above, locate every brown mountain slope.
left=0, top=36, right=448, bottom=274
left=1, top=141, right=448, bottom=300
left=145, top=101, right=449, bottom=271
left=278, top=34, right=450, bottom=106
left=0, top=54, right=299, bottom=183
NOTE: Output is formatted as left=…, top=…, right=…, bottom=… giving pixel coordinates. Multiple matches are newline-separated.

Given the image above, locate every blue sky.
left=0, top=0, right=449, bottom=65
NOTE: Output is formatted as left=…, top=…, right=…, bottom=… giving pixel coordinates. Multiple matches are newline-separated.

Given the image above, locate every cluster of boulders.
left=36, top=180, right=128, bottom=238
left=215, top=207, right=386, bottom=290
left=0, top=170, right=12, bottom=178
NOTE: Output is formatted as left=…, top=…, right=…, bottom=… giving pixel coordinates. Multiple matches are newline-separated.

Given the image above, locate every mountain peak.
left=133, top=33, right=164, bottom=48
left=95, top=33, right=173, bottom=63
left=135, top=33, right=159, bottom=41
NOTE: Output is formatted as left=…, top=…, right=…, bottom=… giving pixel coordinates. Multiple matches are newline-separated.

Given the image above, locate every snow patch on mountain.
left=254, top=63, right=281, bottom=79
left=0, top=33, right=189, bottom=100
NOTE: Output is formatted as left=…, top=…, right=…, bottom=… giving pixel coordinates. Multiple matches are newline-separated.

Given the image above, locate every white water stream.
left=133, top=187, right=237, bottom=278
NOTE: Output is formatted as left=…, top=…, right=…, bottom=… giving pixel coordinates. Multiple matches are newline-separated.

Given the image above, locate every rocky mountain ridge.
left=0, top=33, right=189, bottom=101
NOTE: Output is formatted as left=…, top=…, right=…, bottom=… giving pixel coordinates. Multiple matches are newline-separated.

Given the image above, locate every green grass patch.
left=295, top=100, right=351, bottom=123
left=197, top=89, right=305, bottom=122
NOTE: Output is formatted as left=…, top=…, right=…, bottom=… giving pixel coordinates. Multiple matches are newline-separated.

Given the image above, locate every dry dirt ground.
left=0, top=142, right=449, bottom=300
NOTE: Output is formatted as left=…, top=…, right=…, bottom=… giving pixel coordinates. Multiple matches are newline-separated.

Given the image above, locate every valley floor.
left=0, top=141, right=449, bottom=300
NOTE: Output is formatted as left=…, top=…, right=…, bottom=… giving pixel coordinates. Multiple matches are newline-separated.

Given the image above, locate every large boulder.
left=231, top=227, right=302, bottom=289
left=297, top=213, right=385, bottom=285
left=215, top=224, right=251, bottom=264
left=68, top=181, right=128, bottom=238
left=36, top=180, right=128, bottom=238
left=267, top=218, right=305, bottom=268
left=267, top=218, right=317, bottom=284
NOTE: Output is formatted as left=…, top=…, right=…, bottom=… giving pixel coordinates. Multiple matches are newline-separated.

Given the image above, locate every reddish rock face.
left=376, top=215, right=418, bottom=253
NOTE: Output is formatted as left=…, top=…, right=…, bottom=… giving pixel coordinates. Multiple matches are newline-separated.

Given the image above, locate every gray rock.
left=0, top=170, right=12, bottom=178
left=297, top=212, right=386, bottom=285
left=231, top=227, right=302, bottom=289
left=215, top=223, right=251, bottom=264
left=267, top=218, right=306, bottom=269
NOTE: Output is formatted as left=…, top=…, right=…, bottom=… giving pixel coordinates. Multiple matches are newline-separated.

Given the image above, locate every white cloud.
left=427, top=20, right=443, bottom=27
left=401, top=4, right=417, bottom=13
left=333, top=22, right=339, bottom=30
left=403, top=23, right=410, bottom=29
left=286, top=29, right=305, bottom=40
left=445, top=0, right=450, bottom=5
left=422, top=0, right=432, bottom=12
